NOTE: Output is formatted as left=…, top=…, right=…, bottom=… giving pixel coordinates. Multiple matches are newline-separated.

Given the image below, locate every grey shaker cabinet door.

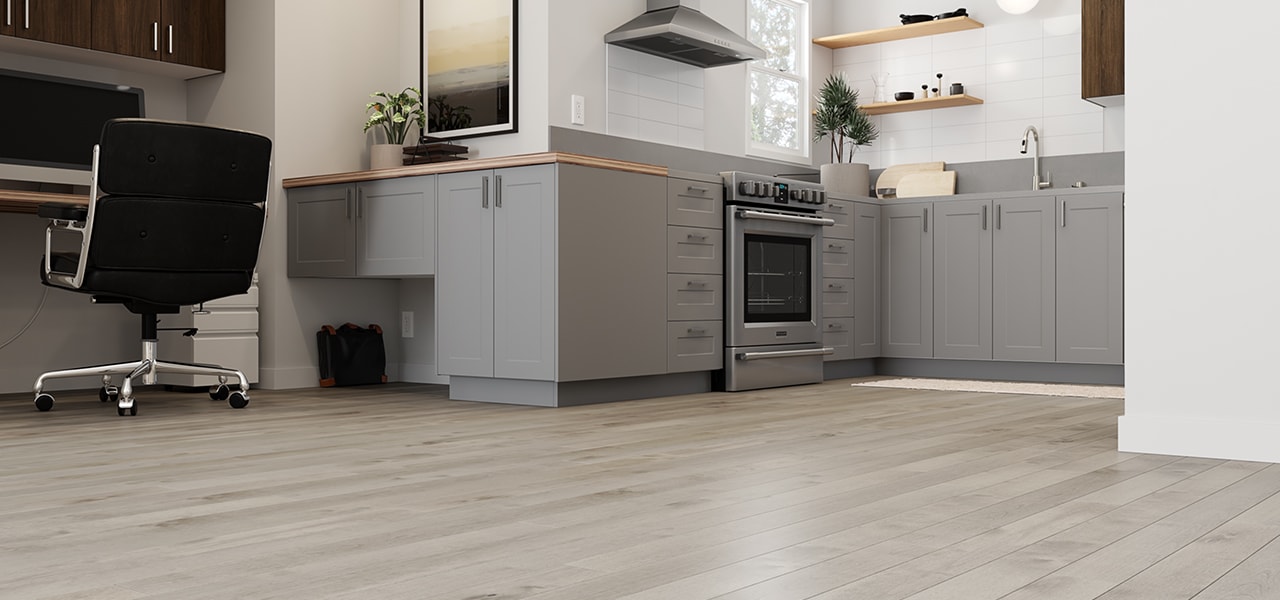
left=287, top=183, right=356, bottom=277
left=491, top=165, right=558, bottom=381
left=355, top=177, right=436, bottom=277
left=993, top=196, right=1056, bottom=362
left=852, top=202, right=881, bottom=358
left=881, top=203, right=933, bottom=358
left=933, top=199, right=993, bottom=360
left=1056, top=192, right=1124, bottom=364
left=436, top=170, right=497, bottom=377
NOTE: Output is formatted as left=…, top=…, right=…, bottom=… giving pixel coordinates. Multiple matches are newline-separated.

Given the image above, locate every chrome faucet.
left=1020, top=125, right=1051, bottom=190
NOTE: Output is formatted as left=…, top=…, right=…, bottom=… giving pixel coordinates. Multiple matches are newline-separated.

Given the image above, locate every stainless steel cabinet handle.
left=1061, top=200, right=1067, bottom=228
left=686, top=280, right=708, bottom=288
left=687, top=233, right=708, bottom=242
left=481, top=176, right=489, bottom=208
left=738, top=347, right=835, bottom=361
left=982, top=204, right=988, bottom=231
left=168, top=24, right=174, bottom=54
left=152, top=22, right=158, bottom=51
left=687, top=327, right=707, bottom=335
left=344, top=189, right=351, bottom=219
left=24, top=0, right=28, bottom=29
left=923, top=207, right=929, bottom=233
left=6, top=0, right=11, bottom=27
left=495, top=175, right=503, bottom=208
left=687, top=185, right=708, bottom=194
left=356, top=190, right=364, bottom=218
left=997, top=204, right=1002, bottom=230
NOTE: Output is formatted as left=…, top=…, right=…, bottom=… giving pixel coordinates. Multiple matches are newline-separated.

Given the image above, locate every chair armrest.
left=37, top=202, right=89, bottom=221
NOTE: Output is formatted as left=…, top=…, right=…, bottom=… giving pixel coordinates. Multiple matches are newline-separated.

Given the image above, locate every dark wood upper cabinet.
left=1082, top=0, right=1124, bottom=105
left=92, top=0, right=162, bottom=59
left=87, top=0, right=224, bottom=72
left=161, top=0, right=224, bottom=72
left=2, top=0, right=17, bottom=36
left=15, top=0, right=92, bottom=47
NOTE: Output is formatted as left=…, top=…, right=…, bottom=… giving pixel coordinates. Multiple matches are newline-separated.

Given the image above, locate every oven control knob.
left=738, top=181, right=753, bottom=196
left=814, top=190, right=826, bottom=204
left=790, top=189, right=803, bottom=202
left=803, top=189, right=816, bottom=203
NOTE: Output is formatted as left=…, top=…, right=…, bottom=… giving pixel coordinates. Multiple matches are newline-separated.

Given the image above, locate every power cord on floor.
left=0, top=286, right=49, bottom=350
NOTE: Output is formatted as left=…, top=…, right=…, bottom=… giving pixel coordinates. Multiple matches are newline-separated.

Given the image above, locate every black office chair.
left=32, top=118, right=272, bottom=416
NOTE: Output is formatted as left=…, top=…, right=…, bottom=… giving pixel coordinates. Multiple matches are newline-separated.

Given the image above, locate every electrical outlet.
left=401, top=311, right=414, bottom=338
left=571, top=94, right=585, bottom=125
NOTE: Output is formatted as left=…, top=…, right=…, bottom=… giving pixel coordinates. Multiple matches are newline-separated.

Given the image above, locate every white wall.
left=1119, top=4, right=1280, bottom=462
left=828, top=0, right=1122, bottom=169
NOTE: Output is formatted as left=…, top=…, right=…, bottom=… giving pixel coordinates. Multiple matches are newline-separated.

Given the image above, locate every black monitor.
left=0, top=68, right=145, bottom=171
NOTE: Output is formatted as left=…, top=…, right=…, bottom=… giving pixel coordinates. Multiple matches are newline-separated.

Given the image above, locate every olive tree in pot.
left=813, top=73, right=878, bottom=197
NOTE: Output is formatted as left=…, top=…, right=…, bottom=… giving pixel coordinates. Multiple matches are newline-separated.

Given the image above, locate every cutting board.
left=896, top=171, right=956, bottom=198
left=875, top=162, right=945, bottom=198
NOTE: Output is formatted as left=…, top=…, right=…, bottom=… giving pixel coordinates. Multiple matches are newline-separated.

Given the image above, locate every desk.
left=0, top=190, right=89, bottom=214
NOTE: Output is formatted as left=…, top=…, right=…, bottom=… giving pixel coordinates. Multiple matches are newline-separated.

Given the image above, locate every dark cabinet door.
left=91, top=0, right=161, bottom=59
left=1082, top=0, right=1124, bottom=101
left=16, top=0, right=92, bottom=47
left=161, top=0, right=224, bottom=71
left=2, top=0, right=16, bottom=36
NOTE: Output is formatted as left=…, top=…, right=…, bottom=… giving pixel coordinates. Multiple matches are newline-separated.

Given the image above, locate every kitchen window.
left=747, top=0, right=809, bottom=162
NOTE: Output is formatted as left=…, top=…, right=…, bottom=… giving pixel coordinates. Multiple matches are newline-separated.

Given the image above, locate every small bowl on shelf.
left=894, top=91, right=915, bottom=101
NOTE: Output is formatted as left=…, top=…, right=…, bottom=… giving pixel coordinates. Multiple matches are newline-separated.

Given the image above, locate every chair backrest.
left=79, top=119, right=273, bottom=307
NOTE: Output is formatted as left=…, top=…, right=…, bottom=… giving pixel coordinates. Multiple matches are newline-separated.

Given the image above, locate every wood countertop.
left=282, top=152, right=668, bottom=189
left=0, top=190, right=89, bottom=215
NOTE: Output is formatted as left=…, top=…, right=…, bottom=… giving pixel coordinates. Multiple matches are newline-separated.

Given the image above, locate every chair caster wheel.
left=34, top=394, right=54, bottom=412
left=210, top=384, right=230, bottom=401
left=228, top=391, right=249, bottom=409
left=99, top=386, right=119, bottom=403
left=117, top=403, right=137, bottom=416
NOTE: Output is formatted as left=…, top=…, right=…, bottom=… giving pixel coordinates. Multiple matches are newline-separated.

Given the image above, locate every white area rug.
left=850, top=377, right=1124, bottom=399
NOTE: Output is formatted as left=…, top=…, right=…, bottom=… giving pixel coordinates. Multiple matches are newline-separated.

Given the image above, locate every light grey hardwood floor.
left=0, top=380, right=1275, bottom=600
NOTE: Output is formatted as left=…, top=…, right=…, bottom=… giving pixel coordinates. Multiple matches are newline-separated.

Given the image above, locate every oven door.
left=726, top=206, right=834, bottom=347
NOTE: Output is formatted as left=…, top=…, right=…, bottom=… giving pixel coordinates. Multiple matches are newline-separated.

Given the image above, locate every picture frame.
left=420, top=0, right=518, bottom=140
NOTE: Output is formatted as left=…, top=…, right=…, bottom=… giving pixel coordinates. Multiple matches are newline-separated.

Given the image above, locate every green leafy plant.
left=812, top=73, right=878, bottom=163
left=364, top=87, right=425, bottom=145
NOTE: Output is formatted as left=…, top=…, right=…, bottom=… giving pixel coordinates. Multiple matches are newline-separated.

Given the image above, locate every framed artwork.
left=421, top=0, right=518, bottom=139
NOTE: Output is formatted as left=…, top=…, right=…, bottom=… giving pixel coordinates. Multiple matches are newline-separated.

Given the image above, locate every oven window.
left=744, top=233, right=811, bottom=322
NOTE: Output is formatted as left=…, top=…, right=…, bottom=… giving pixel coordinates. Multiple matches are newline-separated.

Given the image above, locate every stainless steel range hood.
left=605, top=0, right=766, bottom=68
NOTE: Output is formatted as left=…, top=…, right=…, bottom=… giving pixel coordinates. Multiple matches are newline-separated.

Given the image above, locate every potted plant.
left=364, top=87, right=425, bottom=169
left=813, top=73, right=878, bottom=197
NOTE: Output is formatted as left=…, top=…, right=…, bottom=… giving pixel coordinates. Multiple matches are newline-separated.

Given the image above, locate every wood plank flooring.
left=0, top=380, right=1276, bottom=599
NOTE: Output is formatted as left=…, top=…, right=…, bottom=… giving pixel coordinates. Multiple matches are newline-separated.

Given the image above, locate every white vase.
left=369, top=144, right=405, bottom=170
left=820, top=163, right=871, bottom=198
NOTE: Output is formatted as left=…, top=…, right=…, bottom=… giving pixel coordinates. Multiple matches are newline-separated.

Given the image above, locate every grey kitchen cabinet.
left=436, top=165, right=557, bottom=380
left=821, top=198, right=856, bottom=361
left=665, top=174, right=723, bottom=373
left=933, top=199, right=992, bottom=360
left=993, top=196, right=1056, bottom=361
left=851, top=201, right=881, bottom=358
left=437, top=164, right=670, bottom=383
left=286, top=176, right=435, bottom=278
left=881, top=202, right=933, bottom=358
left=1056, top=192, right=1123, bottom=364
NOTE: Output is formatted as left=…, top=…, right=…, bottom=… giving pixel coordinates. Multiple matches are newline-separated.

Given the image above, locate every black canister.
left=950, top=82, right=964, bottom=95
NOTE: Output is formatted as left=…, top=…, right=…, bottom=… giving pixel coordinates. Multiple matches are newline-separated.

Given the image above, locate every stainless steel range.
left=719, top=171, right=834, bottom=391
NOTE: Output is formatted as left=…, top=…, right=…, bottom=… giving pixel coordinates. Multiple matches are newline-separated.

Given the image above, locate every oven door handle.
left=737, top=210, right=836, bottom=227
left=737, top=347, right=836, bottom=361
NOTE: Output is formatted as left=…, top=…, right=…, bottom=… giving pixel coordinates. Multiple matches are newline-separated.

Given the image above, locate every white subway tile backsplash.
left=608, top=90, right=639, bottom=118
left=1042, top=132, right=1104, bottom=156
left=987, top=59, right=1045, bottom=87
left=987, top=39, right=1044, bottom=64
left=643, top=120, right=680, bottom=146
left=834, top=44, right=881, bottom=65
left=1043, top=15, right=1081, bottom=37
left=881, top=146, right=935, bottom=166
left=1044, top=94, right=1100, bottom=117
left=608, top=114, right=639, bottom=138
left=882, top=36, right=933, bottom=58
left=678, top=84, right=704, bottom=109
left=1045, top=112, right=1104, bottom=137
left=933, top=28, right=985, bottom=51
left=933, top=123, right=987, bottom=146
left=986, top=139, right=1029, bottom=161
left=637, top=96, right=678, bottom=123
left=933, top=46, right=986, bottom=72
left=1043, top=53, right=1081, bottom=77
left=986, top=79, right=1045, bottom=103
left=678, top=67, right=703, bottom=88
left=986, top=21, right=1044, bottom=45
left=881, top=127, right=934, bottom=150
left=635, top=74, right=679, bottom=103
left=934, top=143, right=987, bottom=164
left=1043, top=33, right=1082, bottom=57
left=678, top=127, right=705, bottom=150
left=678, top=105, right=704, bottom=130
left=931, top=104, right=986, bottom=127
left=987, top=118, right=1044, bottom=143
left=880, top=111, right=933, bottom=132
left=608, top=68, right=638, bottom=94
left=1043, top=73, right=1081, bottom=97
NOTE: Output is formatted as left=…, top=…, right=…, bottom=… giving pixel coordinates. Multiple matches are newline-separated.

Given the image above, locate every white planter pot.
left=369, top=144, right=404, bottom=170
left=820, top=163, right=871, bottom=198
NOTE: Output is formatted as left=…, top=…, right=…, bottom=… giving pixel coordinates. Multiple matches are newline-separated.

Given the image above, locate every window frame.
left=745, top=0, right=810, bottom=163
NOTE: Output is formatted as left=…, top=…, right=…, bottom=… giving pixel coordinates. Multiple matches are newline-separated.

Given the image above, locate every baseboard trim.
left=1119, top=414, right=1280, bottom=463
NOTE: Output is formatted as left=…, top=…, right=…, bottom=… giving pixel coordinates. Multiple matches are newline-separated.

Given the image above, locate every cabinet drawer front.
left=822, top=317, right=856, bottom=361
left=822, top=238, right=855, bottom=279
left=822, top=199, right=854, bottom=240
left=667, top=226, right=723, bottom=274
left=667, top=274, right=723, bottom=322
left=668, top=178, right=723, bottom=228
left=822, top=277, right=855, bottom=317
left=667, top=320, right=723, bottom=373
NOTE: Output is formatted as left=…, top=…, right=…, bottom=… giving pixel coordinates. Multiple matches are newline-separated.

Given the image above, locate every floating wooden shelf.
left=813, top=16, right=984, bottom=49
left=860, top=94, right=983, bottom=115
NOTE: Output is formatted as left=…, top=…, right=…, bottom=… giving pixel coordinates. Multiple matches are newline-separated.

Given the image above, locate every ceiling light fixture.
left=996, top=0, right=1039, bottom=15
